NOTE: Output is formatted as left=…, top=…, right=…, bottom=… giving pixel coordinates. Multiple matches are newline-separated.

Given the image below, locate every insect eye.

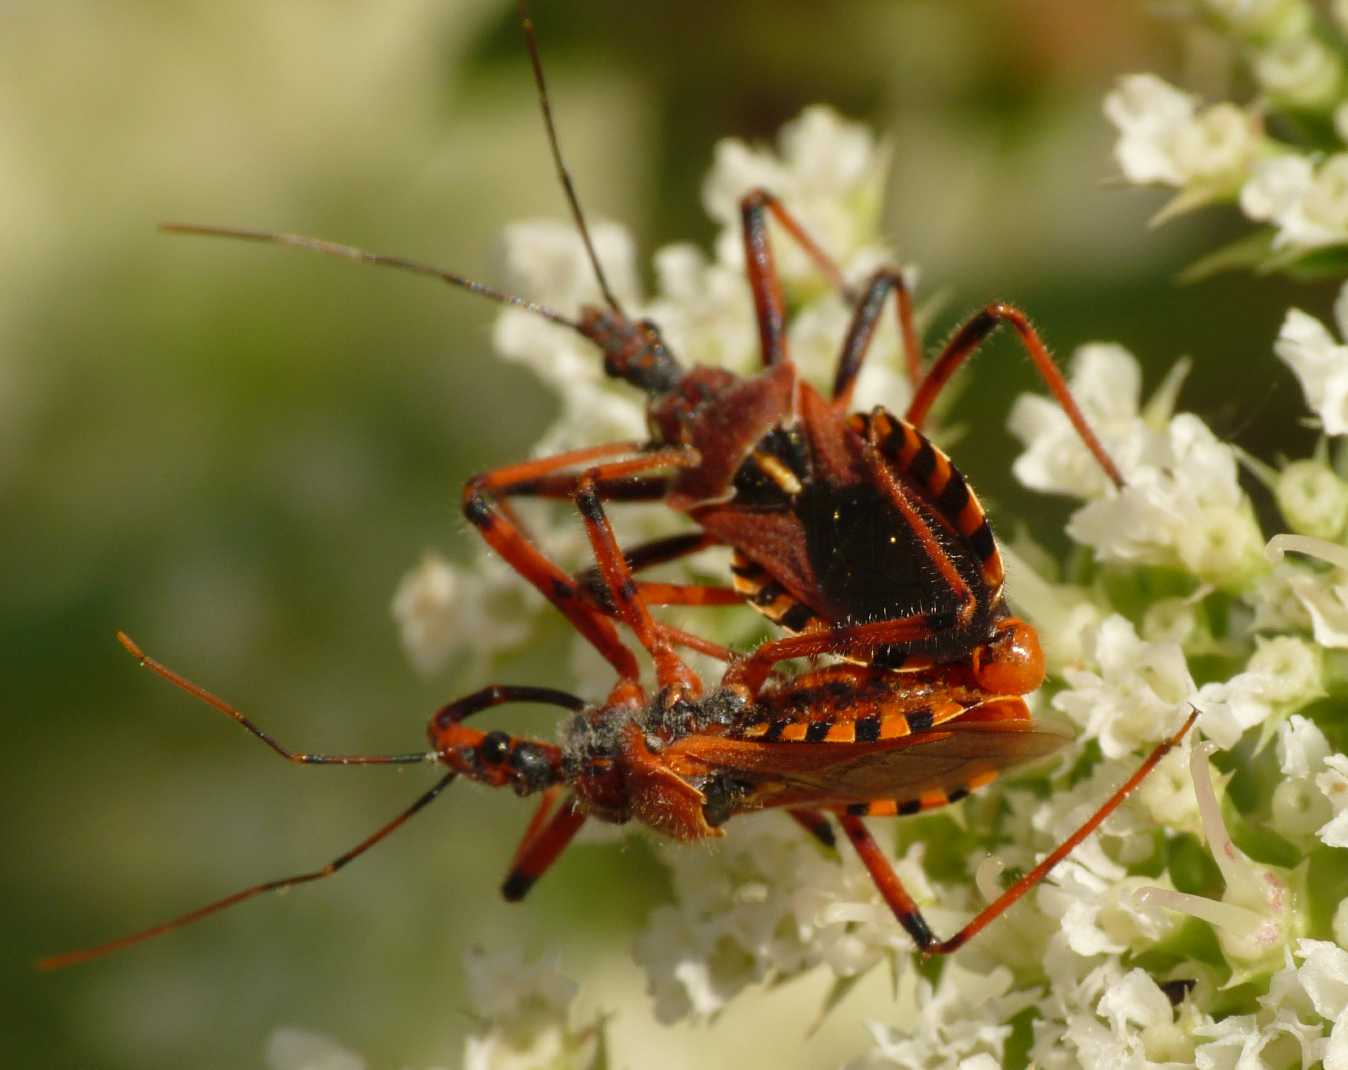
left=509, top=744, right=553, bottom=794
left=478, top=731, right=512, bottom=765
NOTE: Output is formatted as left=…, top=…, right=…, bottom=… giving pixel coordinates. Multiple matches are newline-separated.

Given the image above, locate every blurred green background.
left=3, top=2, right=1329, bottom=1067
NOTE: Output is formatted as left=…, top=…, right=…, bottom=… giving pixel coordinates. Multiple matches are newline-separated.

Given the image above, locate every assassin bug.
left=37, top=0, right=1196, bottom=973
left=40, top=471, right=1197, bottom=970
left=162, top=1, right=1127, bottom=714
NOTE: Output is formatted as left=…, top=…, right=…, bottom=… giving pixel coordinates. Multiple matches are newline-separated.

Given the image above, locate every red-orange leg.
left=741, top=187, right=851, bottom=368
left=576, top=531, right=726, bottom=603
left=723, top=614, right=954, bottom=697
left=464, top=442, right=698, bottom=679
left=839, top=708, right=1199, bottom=955
left=653, top=623, right=736, bottom=663
left=575, top=474, right=700, bottom=696
left=632, top=583, right=745, bottom=607
left=906, top=302, right=1124, bottom=489
left=832, top=268, right=923, bottom=406
left=501, top=793, right=589, bottom=901
left=788, top=808, right=837, bottom=849
left=739, top=189, right=922, bottom=398
left=429, top=683, right=585, bottom=738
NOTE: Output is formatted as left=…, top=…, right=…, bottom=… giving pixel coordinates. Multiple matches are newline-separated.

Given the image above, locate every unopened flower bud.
left=1255, top=36, right=1343, bottom=112
left=1276, top=459, right=1348, bottom=540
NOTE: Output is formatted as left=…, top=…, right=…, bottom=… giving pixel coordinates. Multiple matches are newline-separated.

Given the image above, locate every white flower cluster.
left=459, top=946, right=600, bottom=1070
left=379, top=98, right=1348, bottom=1069
left=1009, top=343, right=1266, bottom=587
left=633, top=811, right=945, bottom=1023
left=1106, top=2, right=1348, bottom=265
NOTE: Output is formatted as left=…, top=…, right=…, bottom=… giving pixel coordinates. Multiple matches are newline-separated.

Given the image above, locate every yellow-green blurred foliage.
left=2, top=2, right=1327, bottom=1067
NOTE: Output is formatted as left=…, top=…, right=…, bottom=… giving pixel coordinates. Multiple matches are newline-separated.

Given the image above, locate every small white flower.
left=1133, top=745, right=1209, bottom=839
left=1245, top=153, right=1348, bottom=250
left=1317, top=754, right=1348, bottom=848
left=390, top=551, right=537, bottom=678
left=461, top=946, right=597, bottom=1070
left=852, top=961, right=1038, bottom=1070
left=1248, top=635, right=1325, bottom=712
left=390, top=552, right=465, bottom=677
left=704, top=106, right=891, bottom=290
left=1010, top=344, right=1265, bottom=584
left=499, top=218, right=640, bottom=311
left=1254, top=34, right=1344, bottom=110
left=1278, top=714, right=1332, bottom=779
left=1032, top=959, right=1209, bottom=1070
left=1276, top=458, right=1348, bottom=539
left=646, top=243, right=759, bottom=375
left=633, top=814, right=942, bottom=1023
left=1096, top=968, right=1195, bottom=1065
left=1052, top=615, right=1195, bottom=760
left=1275, top=284, right=1348, bottom=434
left=1038, top=864, right=1182, bottom=958
left=1296, top=938, right=1348, bottom=1021
left=1194, top=671, right=1275, bottom=750
left=1295, top=939, right=1348, bottom=1070
left=1009, top=343, right=1144, bottom=501
left=1265, top=534, right=1348, bottom=650
left=1105, top=75, right=1260, bottom=202
left=1273, top=717, right=1335, bottom=842
left=999, top=544, right=1107, bottom=673
left=463, top=946, right=578, bottom=1024
left=1241, top=153, right=1314, bottom=231
left=1105, top=75, right=1202, bottom=186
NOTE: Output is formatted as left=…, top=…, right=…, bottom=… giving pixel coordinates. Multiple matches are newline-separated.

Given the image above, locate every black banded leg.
left=501, top=794, right=588, bottom=902
left=574, top=473, right=699, bottom=695
left=429, top=684, right=585, bottom=736
left=788, top=808, right=836, bottom=849
left=575, top=531, right=726, bottom=612
left=832, top=268, right=922, bottom=407
left=904, top=302, right=1124, bottom=489
left=839, top=709, right=1200, bottom=956
left=837, top=812, right=935, bottom=951
left=739, top=187, right=852, bottom=368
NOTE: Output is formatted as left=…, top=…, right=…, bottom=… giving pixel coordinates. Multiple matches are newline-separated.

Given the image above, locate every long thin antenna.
left=516, top=0, right=627, bottom=317
left=116, top=631, right=437, bottom=767
left=159, top=223, right=582, bottom=332
left=36, top=773, right=455, bottom=970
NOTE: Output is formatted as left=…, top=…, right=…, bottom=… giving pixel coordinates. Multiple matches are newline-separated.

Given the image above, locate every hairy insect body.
left=431, top=660, right=1060, bottom=846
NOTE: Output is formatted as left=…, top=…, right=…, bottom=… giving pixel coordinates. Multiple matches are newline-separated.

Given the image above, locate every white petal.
left=1240, top=154, right=1314, bottom=223
left=1296, top=939, right=1348, bottom=1019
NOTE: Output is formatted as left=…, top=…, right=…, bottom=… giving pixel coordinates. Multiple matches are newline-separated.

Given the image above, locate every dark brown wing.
left=678, top=719, right=1070, bottom=812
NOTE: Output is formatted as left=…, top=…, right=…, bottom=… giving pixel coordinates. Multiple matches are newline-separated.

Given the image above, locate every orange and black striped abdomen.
left=849, top=408, right=1004, bottom=595
left=672, top=692, right=1065, bottom=819
left=729, top=552, right=819, bottom=634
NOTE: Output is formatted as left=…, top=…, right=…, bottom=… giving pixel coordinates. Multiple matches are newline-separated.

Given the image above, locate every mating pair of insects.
left=41, top=4, right=1196, bottom=971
